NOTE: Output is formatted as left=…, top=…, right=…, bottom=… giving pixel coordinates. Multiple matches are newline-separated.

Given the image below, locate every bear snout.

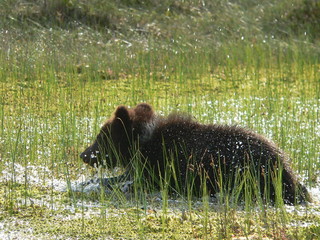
left=80, top=148, right=98, bottom=165
left=80, top=151, right=92, bottom=160
left=80, top=151, right=90, bottom=162
left=80, top=152, right=84, bottom=159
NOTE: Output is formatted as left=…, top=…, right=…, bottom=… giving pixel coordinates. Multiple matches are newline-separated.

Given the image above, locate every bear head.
left=80, top=103, right=155, bottom=168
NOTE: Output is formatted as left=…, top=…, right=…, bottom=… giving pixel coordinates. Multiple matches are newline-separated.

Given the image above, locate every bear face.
left=80, top=103, right=311, bottom=204
left=80, top=103, right=155, bottom=168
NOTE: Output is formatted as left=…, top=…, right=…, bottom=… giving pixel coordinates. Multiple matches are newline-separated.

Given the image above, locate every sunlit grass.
left=1, top=44, right=319, bottom=238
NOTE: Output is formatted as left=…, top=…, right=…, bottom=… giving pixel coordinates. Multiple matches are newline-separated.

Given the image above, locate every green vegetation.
left=0, top=0, right=319, bottom=239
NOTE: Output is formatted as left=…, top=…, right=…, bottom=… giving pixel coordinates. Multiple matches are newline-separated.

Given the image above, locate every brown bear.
left=80, top=103, right=311, bottom=204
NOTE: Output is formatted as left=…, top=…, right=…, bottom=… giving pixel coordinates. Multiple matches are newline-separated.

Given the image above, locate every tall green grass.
left=1, top=42, right=319, bottom=238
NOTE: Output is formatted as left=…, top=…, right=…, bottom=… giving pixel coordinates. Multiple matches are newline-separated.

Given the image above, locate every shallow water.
left=1, top=162, right=320, bottom=203
left=1, top=160, right=319, bottom=239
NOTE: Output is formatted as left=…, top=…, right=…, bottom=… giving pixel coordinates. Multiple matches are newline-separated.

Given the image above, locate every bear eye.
left=97, top=134, right=103, bottom=141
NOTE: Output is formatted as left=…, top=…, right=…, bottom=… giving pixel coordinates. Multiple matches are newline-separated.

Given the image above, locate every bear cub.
left=80, top=103, right=311, bottom=204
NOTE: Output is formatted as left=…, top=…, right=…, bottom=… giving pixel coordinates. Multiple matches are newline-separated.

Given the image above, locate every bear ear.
left=134, top=103, right=154, bottom=122
left=110, top=106, right=133, bottom=158
left=113, top=105, right=132, bottom=130
left=114, top=106, right=130, bottom=121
